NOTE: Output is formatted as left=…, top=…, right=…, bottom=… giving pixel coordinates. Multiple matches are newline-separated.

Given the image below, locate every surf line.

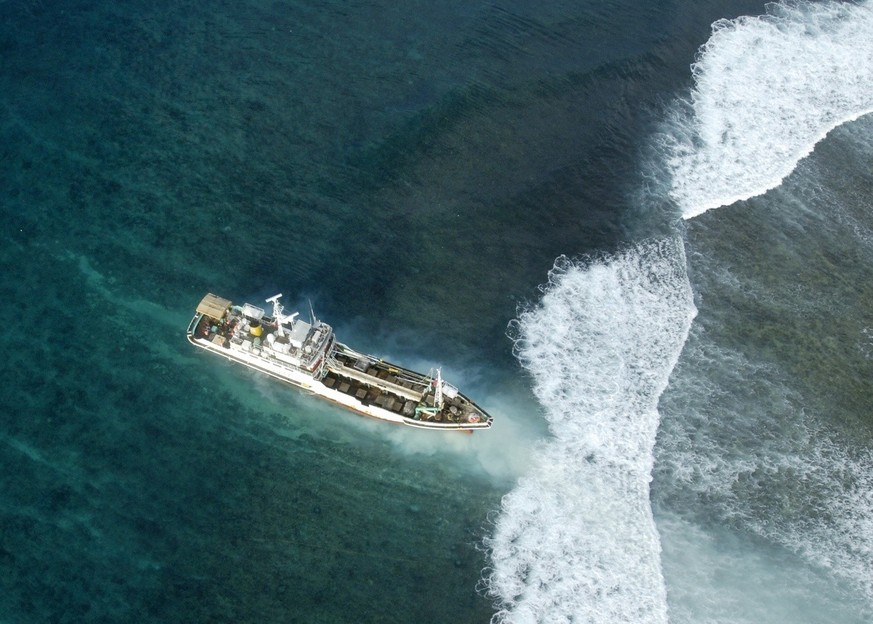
left=665, top=0, right=873, bottom=219
left=486, top=238, right=696, bottom=623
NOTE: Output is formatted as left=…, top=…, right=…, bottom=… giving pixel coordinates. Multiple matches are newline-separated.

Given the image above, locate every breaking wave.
left=485, top=2, right=873, bottom=621
left=663, top=0, right=873, bottom=218
left=485, top=239, right=696, bottom=623
left=656, top=0, right=873, bottom=607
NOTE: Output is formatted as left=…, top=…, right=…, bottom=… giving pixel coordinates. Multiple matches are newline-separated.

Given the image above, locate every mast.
left=266, top=293, right=298, bottom=338
left=434, top=368, right=443, bottom=410
left=308, top=299, right=318, bottom=326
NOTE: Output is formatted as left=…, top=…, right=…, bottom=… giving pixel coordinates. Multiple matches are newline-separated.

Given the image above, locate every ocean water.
left=1, top=1, right=871, bottom=623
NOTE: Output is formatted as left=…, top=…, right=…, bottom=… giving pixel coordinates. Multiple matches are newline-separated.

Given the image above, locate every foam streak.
left=486, top=239, right=696, bottom=623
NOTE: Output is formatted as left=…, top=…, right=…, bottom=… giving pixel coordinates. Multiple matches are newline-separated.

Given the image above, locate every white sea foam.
left=654, top=0, right=873, bottom=607
left=664, top=0, right=873, bottom=218
left=657, top=509, right=871, bottom=624
left=486, top=3, right=873, bottom=619
left=794, top=440, right=873, bottom=603
left=656, top=321, right=873, bottom=612
left=485, top=239, right=696, bottom=623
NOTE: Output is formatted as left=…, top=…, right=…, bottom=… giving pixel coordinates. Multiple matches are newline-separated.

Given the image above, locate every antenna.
left=308, top=299, right=318, bottom=326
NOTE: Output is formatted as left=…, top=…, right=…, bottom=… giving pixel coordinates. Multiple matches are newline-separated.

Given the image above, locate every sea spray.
left=662, top=0, right=873, bottom=218
left=486, top=238, right=696, bottom=623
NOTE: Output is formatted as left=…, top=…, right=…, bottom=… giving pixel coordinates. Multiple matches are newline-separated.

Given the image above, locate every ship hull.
left=186, top=309, right=492, bottom=431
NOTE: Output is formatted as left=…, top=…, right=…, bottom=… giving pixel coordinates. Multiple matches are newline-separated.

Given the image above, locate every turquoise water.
left=2, top=1, right=872, bottom=622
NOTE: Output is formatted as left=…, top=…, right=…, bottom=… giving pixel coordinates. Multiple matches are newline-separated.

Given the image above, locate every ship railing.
left=186, top=313, right=202, bottom=336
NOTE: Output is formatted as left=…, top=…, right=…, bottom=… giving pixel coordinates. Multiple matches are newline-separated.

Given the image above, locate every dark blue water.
left=2, top=1, right=871, bottom=622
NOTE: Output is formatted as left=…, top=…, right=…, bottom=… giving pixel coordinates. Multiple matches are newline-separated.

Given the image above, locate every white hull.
left=189, top=334, right=408, bottom=426
left=186, top=294, right=492, bottom=431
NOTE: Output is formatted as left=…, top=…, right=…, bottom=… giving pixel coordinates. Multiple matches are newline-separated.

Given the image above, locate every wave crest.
left=485, top=239, right=696, bottom=623
left=663, top=0, right=873, bottom=218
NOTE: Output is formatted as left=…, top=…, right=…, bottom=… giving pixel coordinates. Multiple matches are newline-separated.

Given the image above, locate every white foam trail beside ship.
left=486, top=239, right=696, bottom=623
left=663, top=0, right=873, bottom=218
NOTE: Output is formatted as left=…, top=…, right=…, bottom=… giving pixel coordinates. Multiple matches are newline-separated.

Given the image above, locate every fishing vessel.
left=186, top=293, right=493, bottom=431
